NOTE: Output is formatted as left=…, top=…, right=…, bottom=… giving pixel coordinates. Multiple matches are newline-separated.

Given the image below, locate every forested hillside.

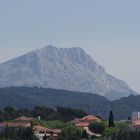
left=0, top=87, right=139, bottom=120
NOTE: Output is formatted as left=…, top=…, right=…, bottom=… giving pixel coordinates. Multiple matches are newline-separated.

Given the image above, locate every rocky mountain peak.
left=0, top=45, right=136, bottom=100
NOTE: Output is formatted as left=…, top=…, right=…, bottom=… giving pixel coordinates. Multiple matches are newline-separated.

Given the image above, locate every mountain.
left=0, top=45, right=136, bottom=100
left=0, top=87, right=139, bottom=120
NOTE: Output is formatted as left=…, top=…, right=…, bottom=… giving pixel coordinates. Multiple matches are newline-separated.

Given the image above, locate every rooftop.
left=14, top=116, right=34, bottom=121
left=0, top=122, right=30, bottom=128
left=33, top=125, right=62, bottom=134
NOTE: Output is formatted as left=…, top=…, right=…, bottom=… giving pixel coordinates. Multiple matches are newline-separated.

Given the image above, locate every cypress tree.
left=108, top=111, right=115, bottom=127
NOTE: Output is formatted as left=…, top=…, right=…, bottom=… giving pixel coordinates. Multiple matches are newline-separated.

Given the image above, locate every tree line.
left=0, top=106, right=87, bottom=122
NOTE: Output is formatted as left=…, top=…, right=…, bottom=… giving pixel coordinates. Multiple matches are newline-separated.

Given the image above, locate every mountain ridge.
left=0, top=45, right=136, bottom=100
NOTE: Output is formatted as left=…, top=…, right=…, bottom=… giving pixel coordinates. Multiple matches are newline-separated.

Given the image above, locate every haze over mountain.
left=0, top=45, right=136, bottom=100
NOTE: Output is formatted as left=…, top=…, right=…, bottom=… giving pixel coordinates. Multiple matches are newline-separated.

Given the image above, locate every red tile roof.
left=133, top=120, right=140, bottom=126
left=0, top=122, right=30, bottom=127
left=74, top=122, right=89, bottom=127
left=0, top=116, right=34, bottom=128
left=33, top=125, right=53, bottom=133
left=70, top=115, right=99, bottom=128
left=14, top=116, right=34, bottom=121
left=51, top=129, right=62, bottom=134
left=80, top=115, right=99, bottom=122
left=70, top=115, right=101, bottom=137
left=33, top=126, right=62, bottom=134
left=70, top=118, right=80, bottom=123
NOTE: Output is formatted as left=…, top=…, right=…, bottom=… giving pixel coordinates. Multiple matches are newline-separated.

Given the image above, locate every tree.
left=57, top=107, right=87, bottom=122
left=0, top=127, right=38, bottom=140
left=108, top=111, right=115, bottom=127
left=81, top=130, right=88, bottom=139
left=58, top=125, right=82, bottom=140
left=89, top=122, right=105, bottom=134
left=4, top=107, right=17, bottom=120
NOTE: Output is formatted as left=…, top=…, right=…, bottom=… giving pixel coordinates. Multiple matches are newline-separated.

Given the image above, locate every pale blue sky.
left=0, top=0, right=140, bottom=92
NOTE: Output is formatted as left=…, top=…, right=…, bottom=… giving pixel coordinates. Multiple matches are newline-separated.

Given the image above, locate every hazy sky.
left=0, top=0, right=140, bottom=92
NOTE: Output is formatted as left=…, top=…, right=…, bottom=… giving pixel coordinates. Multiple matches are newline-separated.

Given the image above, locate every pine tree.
left=108, top=111, right=115, bottom=127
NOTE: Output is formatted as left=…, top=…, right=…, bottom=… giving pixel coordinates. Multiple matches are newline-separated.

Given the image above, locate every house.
left=0, top=116, right=61, bottom=139
left=33, top=125, right=62, bottom=140
left=0, top=122, right=31, bottom=128
left=70, top=115, right=101, bottom=138
left=79, top=115, right=100, bottom=122
left=131, top=112, right=140, bottom=130
left=132, top=119, right=140, bottom=130
left=0, top=121, right=31, bottom=132
left=70, top=115, right=100, bottom=128
left=0, top=116, right=34, bottom=132
left=132, top=112, right=140, bottom=120
left=74, top=122, right=89, bottom=128
left=14, top=116, right=34, bottom=122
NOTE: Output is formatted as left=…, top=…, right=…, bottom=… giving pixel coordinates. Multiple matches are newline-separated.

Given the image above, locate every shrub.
left=58, top=125, right=82, bottom=140
left=33, top=120, right=66, bottom=129
left=89, top=122, right=105, bottom=134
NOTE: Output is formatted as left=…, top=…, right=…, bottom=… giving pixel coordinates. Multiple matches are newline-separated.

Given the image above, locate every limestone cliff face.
left=0, top=45, right=135, bottom=100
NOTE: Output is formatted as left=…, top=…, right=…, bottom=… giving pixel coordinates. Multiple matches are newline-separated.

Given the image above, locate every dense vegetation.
left=0, top=106, right=87, bottom=122
left=0, top=87, right=111, bottom=119
left=58, top=125, right=83, bottom=140
left=89, top=122, right=106, bottom=135
left=0, top=87, right=140, bottom=120
left=94, top=128, right=140, bottom=140
left=88, top=120, right=129, bottom=138
left=0, top=105, right=138, bottom=140
left=108, top=111, right=115, bottom=128
left=0, top=127, right=38, bottom=140
left=33, top=120, right=67, bottom=129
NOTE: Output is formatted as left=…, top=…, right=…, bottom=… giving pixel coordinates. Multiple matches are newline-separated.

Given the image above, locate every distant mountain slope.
left=112, top=94, right=140, bottom=120
left=0, top=45, right=136, bottom=99
left=0, top=87, right=111, bottom=119
left=0, top=87, right=139, bottom=120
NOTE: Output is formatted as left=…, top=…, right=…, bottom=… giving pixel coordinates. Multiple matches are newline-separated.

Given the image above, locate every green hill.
left=0, top=87, right=139, bottom=120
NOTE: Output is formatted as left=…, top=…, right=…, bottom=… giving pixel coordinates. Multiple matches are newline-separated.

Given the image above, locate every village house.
left=0, top=116, right=62, bottom=140
left=0, top=116, right=34, bottom=132
left=0, top=122, right=31, bottom=128
left=70, top=115, right=101, bottom=127
left=132, top=112, right=140, bottom=130
left=70, top=115, right=101, bottom=138
left=14, top=116, right=34, bottom=122
left=33, top=125, right=62, bottom=140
